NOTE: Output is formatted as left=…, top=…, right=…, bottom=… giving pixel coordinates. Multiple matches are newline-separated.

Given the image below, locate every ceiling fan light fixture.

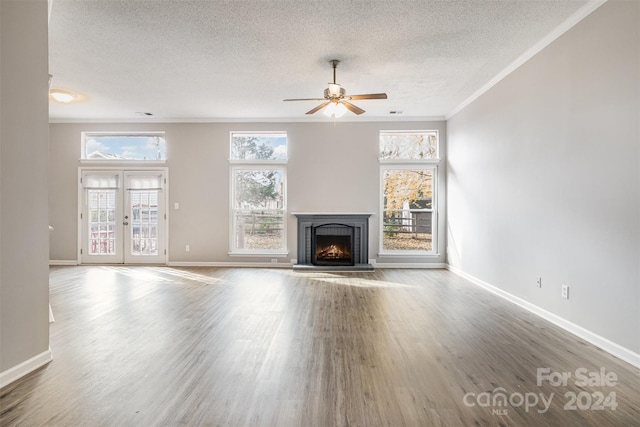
left=323, top=101, right=347, bottom=118
left=328, top=83, right=342, bottom=97
left=284, top=59, right=386, bottom=117
left=323, top=102, right=337, bottom=117
left=334, top=102, right=347, bottom=118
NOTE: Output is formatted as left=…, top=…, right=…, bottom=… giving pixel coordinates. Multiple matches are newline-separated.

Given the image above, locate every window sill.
left=229, top=159, right=287, bottom=165
left=379, top=159, right=440, bottom=165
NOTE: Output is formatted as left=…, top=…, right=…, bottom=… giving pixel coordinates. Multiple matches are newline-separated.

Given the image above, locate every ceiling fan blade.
left=306, top=102, right=330, bottom=115
left=284, top=97, right=327, bottom=102
left=342, top=101, right=365, bottom=115
left=346, top=93, right=388, bottom=100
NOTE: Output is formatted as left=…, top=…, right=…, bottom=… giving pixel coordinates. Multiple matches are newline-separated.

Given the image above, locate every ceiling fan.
left=284, top=59, right=387, bottom=117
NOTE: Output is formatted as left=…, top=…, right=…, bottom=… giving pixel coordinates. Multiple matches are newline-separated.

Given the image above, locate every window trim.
left=379, top=129, right=440, bottom=162
left=229, top=131, right=288, bottom=163
left=229, top=165, right=288, bottom=256
left=379, top=164, right=438, bottom=256
left=378, top=130, right=440, bottom=257
left=81, top=131, right=167, bottom=163
left=228, top=131, right=288, bottom=256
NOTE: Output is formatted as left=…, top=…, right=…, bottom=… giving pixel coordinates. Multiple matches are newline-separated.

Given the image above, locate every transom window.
left=230, top=132, right=287, bottom=254
left=380, top=131, right=438, bottom=254
left=380, top=130, right=438, bottom=160
left=230, top=132, right=287, bottom=161
left=82, top=132, right=166, bottom=161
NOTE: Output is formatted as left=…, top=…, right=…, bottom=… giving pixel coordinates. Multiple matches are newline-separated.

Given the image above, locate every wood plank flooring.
left=1, top=266, right=639, bottom=426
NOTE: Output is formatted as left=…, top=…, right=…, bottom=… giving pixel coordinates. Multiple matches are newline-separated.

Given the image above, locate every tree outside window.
left=380, top=131, right=438, bottom=253
left=230, top=133, right=287, bottom=253
left=382, top=168, right=434, bottom=251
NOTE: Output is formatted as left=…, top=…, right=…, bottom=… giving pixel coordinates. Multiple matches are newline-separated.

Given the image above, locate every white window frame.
left=81, top=131, right=167, bottom=163
left=379, top=130, right=439, bottom=162
left=379, top=130, right=440, bottom=257
left=229, top=131, right=288, bottom=164
left=229, top=132, right=288, bottom=256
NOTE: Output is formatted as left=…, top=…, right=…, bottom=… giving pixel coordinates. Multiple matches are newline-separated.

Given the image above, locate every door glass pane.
left=129, top=190, right=159, bottom=256
left=88, top=189, right=117, bottom=255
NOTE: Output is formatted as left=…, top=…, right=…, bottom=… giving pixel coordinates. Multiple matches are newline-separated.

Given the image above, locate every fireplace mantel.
left=293, top=213, right=374, bottom=271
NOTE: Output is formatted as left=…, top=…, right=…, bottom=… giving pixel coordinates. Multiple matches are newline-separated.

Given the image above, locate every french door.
left=80, top=170, right=167, bottom=264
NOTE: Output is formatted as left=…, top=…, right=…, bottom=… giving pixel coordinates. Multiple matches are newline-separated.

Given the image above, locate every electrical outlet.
left=536, top=277, right=542, bottom=288
left=561, top=284, right=569, bottom=299
left=185, top=244, right=190, bottom=252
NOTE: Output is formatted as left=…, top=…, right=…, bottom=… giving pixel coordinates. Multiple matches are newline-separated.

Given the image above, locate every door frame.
left=77, top=166, right=169, bottom=265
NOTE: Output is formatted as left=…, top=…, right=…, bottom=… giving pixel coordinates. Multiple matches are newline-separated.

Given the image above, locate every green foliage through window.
left=230, top=132, right=287, bottom=252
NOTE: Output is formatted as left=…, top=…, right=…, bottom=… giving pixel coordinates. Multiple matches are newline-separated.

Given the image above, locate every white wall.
left=0, top=0, right=51, bottom=380
left=49, top=120, right=447, bottom=266
left=447, top=0, right=639, bottom=355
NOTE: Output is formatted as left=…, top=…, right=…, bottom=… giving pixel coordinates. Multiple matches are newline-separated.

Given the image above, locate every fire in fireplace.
left=311, top=224, right=355, bottom=266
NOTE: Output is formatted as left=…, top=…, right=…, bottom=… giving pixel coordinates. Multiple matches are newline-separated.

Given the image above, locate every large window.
left=380, top=131, right=438, bottom=254
left=230, top=132, right=287, bottom=254
left=82, top=132, right=166, bottom=161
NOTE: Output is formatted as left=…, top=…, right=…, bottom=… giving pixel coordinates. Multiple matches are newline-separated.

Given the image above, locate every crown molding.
left=49, top=115, right=446, bottom=124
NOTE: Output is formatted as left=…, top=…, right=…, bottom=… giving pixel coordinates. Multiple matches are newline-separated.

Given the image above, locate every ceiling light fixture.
left=327, top=83, right=343, bottom=97
left=50, top=89, right=77, bottom=103
left=323, top=101, right=347, bottom=118
left=284, top=59, right=387, bottom=117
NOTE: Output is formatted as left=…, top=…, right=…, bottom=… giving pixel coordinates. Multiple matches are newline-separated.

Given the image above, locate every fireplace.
left=312, top=224, right=355, bottom=266
left=293, top=213, right=373, bottom=270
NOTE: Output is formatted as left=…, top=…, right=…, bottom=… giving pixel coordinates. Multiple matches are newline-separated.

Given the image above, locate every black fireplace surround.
left=293, top=213, right=373, bottom=270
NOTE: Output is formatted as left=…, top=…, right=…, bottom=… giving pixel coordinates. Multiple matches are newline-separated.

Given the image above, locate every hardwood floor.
left=1, top=266, right=639, bottom=426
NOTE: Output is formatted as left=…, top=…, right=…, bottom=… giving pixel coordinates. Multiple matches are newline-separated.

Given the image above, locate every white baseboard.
left=55, top=260, right=447, bottom=269
left=167, top=261, right=294, bottom=268
left=374, top=262, right=447, bottom=269
left=168, top=261, right=447, bottom=269
left=0, top=348, right=53, bottom=389
left=49, top=260, right=78, bottom=266
left=446, top=265, right=640, bottom=369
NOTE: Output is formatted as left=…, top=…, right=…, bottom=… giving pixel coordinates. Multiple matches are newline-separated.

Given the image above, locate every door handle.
left=123, top=221, right=129, bottom=225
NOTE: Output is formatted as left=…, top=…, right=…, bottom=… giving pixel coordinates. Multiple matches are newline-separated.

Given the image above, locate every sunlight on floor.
left=99, top=266, right=175, bottom=283
left=148, top=267, right=227, bottom=286
left=288, top=271, right=417, bottom=289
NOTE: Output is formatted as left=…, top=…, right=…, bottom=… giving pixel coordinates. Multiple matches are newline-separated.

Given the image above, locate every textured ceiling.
left=48, top=0, right=596, bottom=122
